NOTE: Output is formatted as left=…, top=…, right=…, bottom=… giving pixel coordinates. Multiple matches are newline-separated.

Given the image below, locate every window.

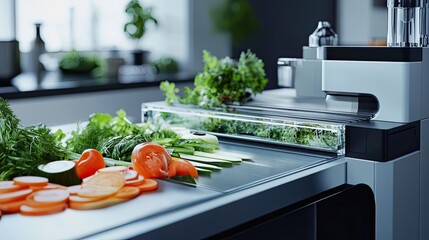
left=16, top=0, right=189, bottom=66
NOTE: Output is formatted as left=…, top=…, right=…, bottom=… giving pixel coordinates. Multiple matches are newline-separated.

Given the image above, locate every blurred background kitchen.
left=0, top=0, right=387, bottom=126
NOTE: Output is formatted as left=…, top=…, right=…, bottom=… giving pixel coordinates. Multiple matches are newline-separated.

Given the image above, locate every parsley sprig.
left=160, top=49, right=268, bottom=108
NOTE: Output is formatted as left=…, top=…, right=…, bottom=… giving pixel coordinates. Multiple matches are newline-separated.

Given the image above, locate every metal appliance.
left=278, top=21, right=337, bottom=98
left=272, top=1, right=429, bottom=238
left=0, top=40, right=21, bottom=86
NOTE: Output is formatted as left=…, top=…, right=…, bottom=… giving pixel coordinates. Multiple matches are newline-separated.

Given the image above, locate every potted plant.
left=124, top=0, right=158, bottom=65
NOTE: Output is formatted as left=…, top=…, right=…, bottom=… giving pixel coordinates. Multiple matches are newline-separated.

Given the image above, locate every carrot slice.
left=0, top=199, right=27, bottom=213
left=0, top=181, right=28, bottom=193
left=136, top=179, right=158, bottom=192
left=115, top=187, right=140, bottom=199
left=83, top=172, right=125, bottom=189
left=98, top=166, right=128, bottom=173
left=69, top=195, right=109, bottom=203
left=77, top=186, right=119, bottom=198
left=123, top=170, right=138, bottom=181
left=30, top=183, right=67, bottom=191
left=69, top=197, right=127, bottom=210
left=36, top=189, right=69, bottom=202
left=0, top=188, right=33, bottom=204
left=26, top=189, right=69, bottom=208
left=67, top=185, right=82, bottom=195
left=20, top=203, right=67, bottom=216
left=125, top=175, right=145, bottom=187
left=13, top=176, right=48, bottom=187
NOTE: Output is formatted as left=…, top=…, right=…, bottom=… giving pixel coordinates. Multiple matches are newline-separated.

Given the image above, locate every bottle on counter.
left=30, top=23, right=46, bottom=77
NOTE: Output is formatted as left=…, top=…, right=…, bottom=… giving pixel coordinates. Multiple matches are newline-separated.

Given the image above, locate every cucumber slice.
left=167, top=147, right=195, bottom=155
left=181, top=132, right=219, bottom=145
left=187, top=161, right=222, bottom=170
left=179, top=154, right=232, bottom=167
left=213, top=150, right=252, bottom=160
left=104, top=158, right=132, bottom=167
left=169, top=175, right=197, bottom=185
left=38, top=161, right=81, bottom=186
left=195, top=167, right=212, bottom=175
left=193, top=151, right=242, bottom=163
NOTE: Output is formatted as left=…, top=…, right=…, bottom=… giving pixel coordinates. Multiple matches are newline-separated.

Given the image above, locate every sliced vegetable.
left=131, top=142, right=172, bottom=179
left=193, top=151, right=242, bottom=163
left=184, top=160, right=222, bottom=171
left=0, top=199, right=26, bottom=213
left=37, top=160, right=81, bottom=186
left=83, top=172, right=125, bottom=189
left=69, top=195, right=110, bottom=203
left=26, top=189, right=70, bottom=208
left=98, top=166, right=128, bottom=173
left=104, top=157, right=132, bottom=167
left=178, top=153, right=233, bottom=167
left=77, top=186, right=119, bottom=199
left=115, top=187, right=140, bottom=199
left=13, top=176, right=48, bottom=187
left=20, top=203, right=67, bottom=216
left=166, top=147, right=195, bottom=155
left=69, top=196, right=127, bottom=210
left=168, top=159, right=198, bottom=178
left=123, top=170, right=138, bottom=181
left=169, top=176, right=197, bottom=185
left=125, top=175, right=145, bottom=187
left=76, top=149, right=106, bottom=179
left=0, top=188, right=33, bottom=204
left=195, top=167, right=212, bottom=175
left=0, top=181, right=27, bottom=194
left=181, top=132, right=219, bottom=144
left=135, top=179, right=158, bottom=192
left=29, top=183, right=67, bottom=191
left=67, top=185, right=82, bottom=195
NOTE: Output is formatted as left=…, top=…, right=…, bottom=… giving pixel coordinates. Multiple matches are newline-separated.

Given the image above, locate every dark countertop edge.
left=0, top=74, right=195, bottom=100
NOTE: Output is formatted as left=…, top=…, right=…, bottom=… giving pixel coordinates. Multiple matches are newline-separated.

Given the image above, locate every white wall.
left=0, top=0, right=15, bottom=40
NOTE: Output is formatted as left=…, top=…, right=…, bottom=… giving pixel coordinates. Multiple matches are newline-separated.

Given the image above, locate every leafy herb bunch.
left=66, top=110, right=219, bottom=161
left=0, top=98, right=69, bottom=181
left=160, top=50, right=268, bottom=108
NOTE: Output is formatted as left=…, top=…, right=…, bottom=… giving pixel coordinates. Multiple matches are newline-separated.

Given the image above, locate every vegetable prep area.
left=0, top=135, right=329, bottom=240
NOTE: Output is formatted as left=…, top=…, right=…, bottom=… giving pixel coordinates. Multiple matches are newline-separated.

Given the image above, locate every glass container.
left=142, top=102, right=347, bottom=155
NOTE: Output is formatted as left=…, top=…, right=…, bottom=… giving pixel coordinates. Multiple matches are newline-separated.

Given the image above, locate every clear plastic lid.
left=142, top=102, right=358, bottom=155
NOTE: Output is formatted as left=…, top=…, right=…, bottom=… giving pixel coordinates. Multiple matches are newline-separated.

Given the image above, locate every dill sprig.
left=0, top=98, right=70, bottom=181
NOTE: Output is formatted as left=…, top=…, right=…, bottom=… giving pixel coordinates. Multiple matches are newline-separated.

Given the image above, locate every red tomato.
left=131, top=142, right=172, bottom=179
left=168, top=159, right=198, bottom=178
left=76, top=149, right=106, bottom=179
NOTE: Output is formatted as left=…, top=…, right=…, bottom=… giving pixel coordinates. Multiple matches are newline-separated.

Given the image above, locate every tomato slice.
left=131, top=142, right=172, bottom=179
left=76, top=149, right=106, bottom=179
left=168, top=159, right=198, bottom=178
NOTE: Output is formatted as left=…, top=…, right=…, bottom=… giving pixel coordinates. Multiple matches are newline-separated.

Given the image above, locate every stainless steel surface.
left=387, top=0, right=428, bottom=47
left=197, top=141, right=335, bottom=192
left=251, top=89, right=373, bottom=121
left=87, top=159, right=347, bottom=240
left=277, top=58, right=296, bottom=88
left=308, top=21, right=338, bottom=47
